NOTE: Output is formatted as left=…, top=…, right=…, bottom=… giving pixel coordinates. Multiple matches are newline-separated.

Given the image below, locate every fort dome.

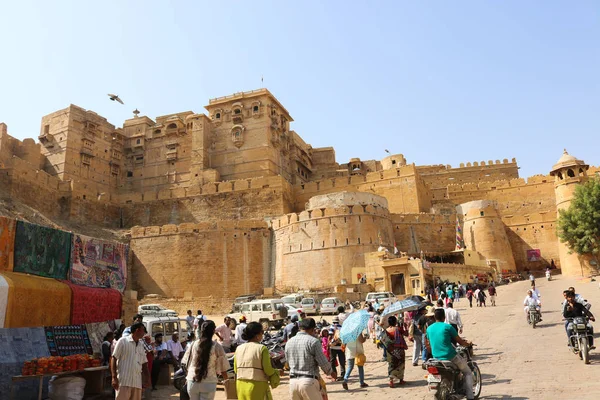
left=550, top=149, right=588, bottom=175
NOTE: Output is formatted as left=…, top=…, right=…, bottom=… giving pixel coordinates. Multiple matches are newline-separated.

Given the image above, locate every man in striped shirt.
left=111, top=322, right=150, bottom=400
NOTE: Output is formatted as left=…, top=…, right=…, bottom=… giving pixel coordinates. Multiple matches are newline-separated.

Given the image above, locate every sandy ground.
left=147, top=275, right=600, bottom=399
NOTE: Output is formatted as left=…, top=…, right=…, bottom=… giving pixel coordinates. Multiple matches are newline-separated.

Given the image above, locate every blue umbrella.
left=382, top=299, right=421, bottom=317
left=339, top=310, right=371, bottom=344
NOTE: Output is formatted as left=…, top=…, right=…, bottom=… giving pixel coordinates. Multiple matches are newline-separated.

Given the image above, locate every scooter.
left=425, top=345, right=482, bottom=399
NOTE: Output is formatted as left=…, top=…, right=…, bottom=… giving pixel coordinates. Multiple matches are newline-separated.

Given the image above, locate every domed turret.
left=550, top=150, right=592, bottom=276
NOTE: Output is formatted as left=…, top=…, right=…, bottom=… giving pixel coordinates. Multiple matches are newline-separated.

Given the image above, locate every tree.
left=557, top=179, right=600, bottom=265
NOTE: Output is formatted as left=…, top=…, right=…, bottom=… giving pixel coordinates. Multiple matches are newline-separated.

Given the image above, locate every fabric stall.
left=85, top=321, right=112, bottom=355
left=13, top=221, right=72, bottom=280
left=63, top=280, right=122, bottom=325
left=0, top=327, right=51, bottom=398
left=44, top=325, right=94, bottom=357
left=0, top=217, right=16, bottom=272
left=70, top=233, right=128, bottom=292
left=0, top=271, right=71, bottom=328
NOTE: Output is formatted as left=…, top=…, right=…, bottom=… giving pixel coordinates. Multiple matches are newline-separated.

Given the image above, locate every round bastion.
left=305, top=191, right=389, bottom=211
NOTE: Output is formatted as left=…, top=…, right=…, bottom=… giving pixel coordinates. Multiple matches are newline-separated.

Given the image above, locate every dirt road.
left=151, top=275, right=600, bottom=399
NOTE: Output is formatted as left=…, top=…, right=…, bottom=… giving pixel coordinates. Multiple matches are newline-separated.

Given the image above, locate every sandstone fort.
left=0, top=88, right=597, bottom=306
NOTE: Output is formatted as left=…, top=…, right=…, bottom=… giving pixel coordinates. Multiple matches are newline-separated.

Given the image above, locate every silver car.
left=320, top=297, right=343, bottom=315
left=301, top=297, right=320, bottom=315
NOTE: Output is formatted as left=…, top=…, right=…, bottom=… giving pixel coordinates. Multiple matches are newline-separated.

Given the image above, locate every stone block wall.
left=391, top=213, right=456, bottom=255
left=130, top=221, right=272, bottom=300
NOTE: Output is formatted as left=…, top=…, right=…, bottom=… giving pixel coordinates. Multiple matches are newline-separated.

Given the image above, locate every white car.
left=138, top=304, right=178, bottom=317
left=285, top=304, right=304, bottom=316
left=281, top=294, right=304, bottom=309
left=228, top=299, right=288, bottom=331
left=320, top=297, right=343, bottom=315
left=142, top=316, right=181, bottom=342
left=301, top=297, right=319, bottom=315
left=365, top=292, right=398, bottom=309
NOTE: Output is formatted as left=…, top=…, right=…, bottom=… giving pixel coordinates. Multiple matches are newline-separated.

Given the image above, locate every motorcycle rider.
left=563, top=291, right=596, bottom=349
left=523, top=290, right=541, bottom=323
left=545, top=267, right=551, bottom=280
left=425, top=308, right=474, bottom=400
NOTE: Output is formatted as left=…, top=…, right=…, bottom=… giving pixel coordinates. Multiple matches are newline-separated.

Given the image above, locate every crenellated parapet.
left=130, top=219, right=270, bottom=238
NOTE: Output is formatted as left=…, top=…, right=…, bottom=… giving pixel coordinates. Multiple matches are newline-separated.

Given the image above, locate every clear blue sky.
left=1, top=1, right=598, bottom=178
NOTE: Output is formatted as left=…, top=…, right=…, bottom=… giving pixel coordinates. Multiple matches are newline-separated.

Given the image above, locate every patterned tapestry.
left=0, top=217, right=16, bottom=272
left=44, top=325, right=93, bottom=357
left=1, top=272, right=71, bottom=328
left=13, top=221, right=72, bottom=280
left=70, top=234, right=128, bottom=292
left=85, top=321, right=112, bottom=355
left=63, top=281, right=122, bottom=325
left=0, top=327, right=51, bottom=398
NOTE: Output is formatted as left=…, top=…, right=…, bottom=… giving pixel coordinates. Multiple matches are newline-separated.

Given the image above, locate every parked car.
left=365, top=292, right=398, bottom=308
left=281, top=294, right=304, bottom=309
left=301, top=297, right=320, bottom=315
left=228, top=299, right=288, bottom=331
left=231, top=294, right=258, bottom=313
left=142, top=316, right=181, bottom=342
left=320, top=297, right=343, bottom=315
left=285, top=304, right=304, bottom=316
left=138, top=304, right=178, bottom=317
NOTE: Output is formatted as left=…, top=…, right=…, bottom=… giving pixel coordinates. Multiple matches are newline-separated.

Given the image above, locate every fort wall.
left=273, top=194, right=394, bottom=291
left=130, top=220, right=271, bottom=299
left=390, top=213, right=456, bottom=255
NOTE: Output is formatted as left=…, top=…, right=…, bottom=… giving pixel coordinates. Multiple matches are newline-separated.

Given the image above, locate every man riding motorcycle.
left=563, top=291, right=596, bottom=349
left=523, top=290, right=541, bottom=323
left=425, top=308, right=474, bottom=400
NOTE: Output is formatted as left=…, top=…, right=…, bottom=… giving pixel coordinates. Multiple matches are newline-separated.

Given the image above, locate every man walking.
left=215, top=317, right=233, bottom=352
left=111, top=322, right=150, bottom=400
left=488, top=285, right=497, bottom=306
left=329, top=316, right=345, bottom=380
left=285, top=318, right=337, bottom=399
left=444, top=301, right=463, bottom=334
left=185, top=310, right=195, bottom=334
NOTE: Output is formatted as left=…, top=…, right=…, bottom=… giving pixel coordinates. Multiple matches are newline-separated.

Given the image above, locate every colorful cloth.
left=0, top=327, right=51, bottom=398
left=62, top=280, right=122, bottom=324
left=70, top=234, right=128, bottom=292
left=13, top=221, right=72, bottom=279
left=0, top=217, right=16, bottom=271
left=44, top=325, right=94, bottom=356
left=85, top=321, right=112, bottom=355
left=1, top=271, right=71, bottom=328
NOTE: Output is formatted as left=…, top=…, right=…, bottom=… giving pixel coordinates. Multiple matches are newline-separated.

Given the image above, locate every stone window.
left=567, top=169, right=575, bottom=178
left=44, top=125, right=50, bottom=134
left=557, top=172, right=563, bottom=180
left=480, top=211, right=484, bottom=217
left=253, top=105, right=259, bottom=113
left=234, top=108, right=241, bottom=115
left=167, top=123, right=177, bottom=129
left=154, top=129, right=161, bottom=134
left=392, top=160, right=396, bottom=165
left=136, top=139, right=141, bottom=145
left=215, top=113, right=221, bottom=119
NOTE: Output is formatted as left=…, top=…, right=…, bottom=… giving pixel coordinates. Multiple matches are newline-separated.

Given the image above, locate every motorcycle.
left=217, top=353, right=236, bottom=385
left=567, top=317, right=594, bottom=364
left=425, top=344, right=482, bottom=400
left=528, top=305, right=541, bottom=328
left=267, top=343, right=287, bottom=369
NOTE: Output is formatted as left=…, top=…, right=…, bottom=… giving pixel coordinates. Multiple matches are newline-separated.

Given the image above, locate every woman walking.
left=478, top=286, right=487, bottom=307
left=181, top=320, right=230, bottom=400
left=466, top=287, right=474, bottom=308
left=234, top=322, right=280, bottom=400
left=384, top=315, right=408, bottom=388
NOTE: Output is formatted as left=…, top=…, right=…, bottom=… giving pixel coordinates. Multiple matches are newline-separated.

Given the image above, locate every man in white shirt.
left=215, top=317, right=233, bottom=352
left=185, top=310, right=195, bottom=334
left=530, top=284, right=541, bottom=304
left=193, top=310, right=206, bottom=330
left=111, top=322, right=150, bottom=400
left=235, top=316, right=248, bottom=345
left=444, top=301, right=463, bottom=334
left=166, top=332, right=184, bottom=367
left=337, top=303, right=354, bottom=325
left=523, top=290, right=541, bottom=323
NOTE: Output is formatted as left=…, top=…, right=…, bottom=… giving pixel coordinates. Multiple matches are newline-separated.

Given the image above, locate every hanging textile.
left=0, top=217, right=16, bottom=271
left=62, top=280, right=122, bottom=325
left=70, top=233, right=128, bottom=292
left=13, top=221, right=72, bottom=279
left=85, top=321, right=112, bottom=355
left=1, top=271, right=71, bottom=328
left=44, top=325, right=94, bottom=357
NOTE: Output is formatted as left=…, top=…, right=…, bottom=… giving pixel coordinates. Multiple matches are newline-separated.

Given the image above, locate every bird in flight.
left=108, top=94, right=124, bottom=104
left=384, top=149, right=390, bottom=154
